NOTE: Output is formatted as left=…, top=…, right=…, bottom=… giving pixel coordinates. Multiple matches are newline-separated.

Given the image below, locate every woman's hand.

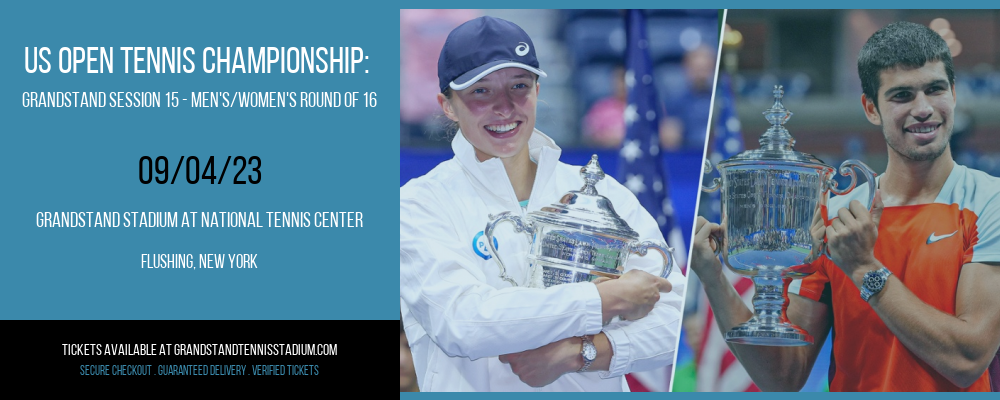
left=595, top=269, right=672, bottom=322
left=498, top=336, right=583, bottom=387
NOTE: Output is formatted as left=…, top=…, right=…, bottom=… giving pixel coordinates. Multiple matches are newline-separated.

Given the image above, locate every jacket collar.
left=451, top=128, right=562, bottom=204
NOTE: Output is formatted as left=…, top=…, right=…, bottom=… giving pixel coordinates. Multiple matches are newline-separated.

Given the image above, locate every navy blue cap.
left=438, top=16, right=547, bottom=93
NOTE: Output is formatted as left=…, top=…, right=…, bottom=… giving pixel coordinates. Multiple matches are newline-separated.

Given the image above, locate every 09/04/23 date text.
left=139, top=156, right=259, bottom=185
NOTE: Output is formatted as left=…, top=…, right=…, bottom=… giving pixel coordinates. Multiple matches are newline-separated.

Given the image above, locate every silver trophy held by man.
left=702, top=86, right=876, bottom=346
left=484, top=155, right=674, bottom=288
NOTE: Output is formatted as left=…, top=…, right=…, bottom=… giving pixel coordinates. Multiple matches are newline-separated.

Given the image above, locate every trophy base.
left=725, top=322, right=814, bottom=346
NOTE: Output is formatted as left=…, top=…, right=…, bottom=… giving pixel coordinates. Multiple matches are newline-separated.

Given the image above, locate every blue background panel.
left=1, top=1, right=396, bottom=319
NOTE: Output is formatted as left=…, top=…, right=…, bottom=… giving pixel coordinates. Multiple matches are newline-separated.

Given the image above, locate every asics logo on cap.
left=515, top=42, right=529, bottom=56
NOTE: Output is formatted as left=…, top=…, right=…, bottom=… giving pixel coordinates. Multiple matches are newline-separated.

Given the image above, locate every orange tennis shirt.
left=789, top=164, right=1000, bottom=391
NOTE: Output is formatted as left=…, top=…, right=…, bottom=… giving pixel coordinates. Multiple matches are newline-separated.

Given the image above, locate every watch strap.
left=578, top=335, right=595, bottom=372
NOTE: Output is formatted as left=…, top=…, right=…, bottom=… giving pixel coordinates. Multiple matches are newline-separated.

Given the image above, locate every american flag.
left=705, top=73, right=745, bottom=223
left=695, top=72, right=758, bottom=392
left=617, top=9, right=683, bottom=392
left=617, top=9, right=687, bottom=272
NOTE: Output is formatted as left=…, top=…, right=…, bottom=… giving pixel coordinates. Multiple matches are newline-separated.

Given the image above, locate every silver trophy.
left=702, top=86, right=876, bottom=346
left=484, top=155, right=674, bottom=288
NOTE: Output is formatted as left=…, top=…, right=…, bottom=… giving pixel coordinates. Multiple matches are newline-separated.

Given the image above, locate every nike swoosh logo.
left=927, top=230, right=958, bottom=244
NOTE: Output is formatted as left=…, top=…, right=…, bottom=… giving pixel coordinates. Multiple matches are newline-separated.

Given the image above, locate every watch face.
left=583, top=343, right=597, bottom=361
left=865, top=271, right=886, bottom=290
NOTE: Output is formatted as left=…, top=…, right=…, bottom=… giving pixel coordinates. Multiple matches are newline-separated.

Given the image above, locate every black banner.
left=8, top=320, right=382, bottom=385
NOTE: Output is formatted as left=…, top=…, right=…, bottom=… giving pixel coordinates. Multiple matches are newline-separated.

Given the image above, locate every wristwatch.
left=860, top=267, right=892, bottom=302
left=578, top=336, right=597, bottom=372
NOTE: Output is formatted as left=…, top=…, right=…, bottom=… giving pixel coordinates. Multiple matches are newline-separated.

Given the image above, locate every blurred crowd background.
left=714, top=10, right=1000, bottom=177
left=680, top=9, right=1000, bottom=393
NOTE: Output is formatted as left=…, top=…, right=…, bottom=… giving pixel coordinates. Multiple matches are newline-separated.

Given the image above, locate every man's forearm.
left=699, top=269, right=817, bottom=391
left=700, top=268, right=754, bottom=333
left=859, top=268, right=998, bottom=388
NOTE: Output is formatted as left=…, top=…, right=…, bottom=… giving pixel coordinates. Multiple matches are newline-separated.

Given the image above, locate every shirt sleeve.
left=400, top=190, right=605, bottom=361
left=788, top=258, right=829, bottom=302
left=969, top=193, right=1000, bottom=264
left=597, top=179, right=686, bottom=378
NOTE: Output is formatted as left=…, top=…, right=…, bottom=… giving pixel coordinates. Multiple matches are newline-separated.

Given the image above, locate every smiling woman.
left=440, top=69, right=539, bottom=162
left=399, top=15, right=685, bottom=392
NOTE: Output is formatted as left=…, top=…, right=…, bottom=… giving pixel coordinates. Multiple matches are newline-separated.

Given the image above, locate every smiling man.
left=691, top=21, right=1000, bottom=391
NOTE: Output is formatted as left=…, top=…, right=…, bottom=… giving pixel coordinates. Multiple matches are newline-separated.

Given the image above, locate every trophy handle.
left=629, top=241, right=675, bottom=278
left=708, top=234, right=723, bottom=256
left=702, top=159, right=721, bottom=193
left=824, top=159, right=878, bottom=259
left=699, top=158, right=724, bottom=256
left=484, top=212, right=533, bottom=287
left=828, top=159, right=878, bottom=210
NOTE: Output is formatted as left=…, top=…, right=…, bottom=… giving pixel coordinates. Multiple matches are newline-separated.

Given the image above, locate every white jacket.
left=400, top=129, right=685, bottom=391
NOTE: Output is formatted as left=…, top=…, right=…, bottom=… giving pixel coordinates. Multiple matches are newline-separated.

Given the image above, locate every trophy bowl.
left=484, top=155, right=674, bottom=288
left=702, top=86, right=876, bottom=346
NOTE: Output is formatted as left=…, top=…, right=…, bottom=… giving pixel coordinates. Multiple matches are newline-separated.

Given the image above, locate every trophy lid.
left=719, top=85, right=831, bottom=168
left=529, top=155, right=640, bottom=240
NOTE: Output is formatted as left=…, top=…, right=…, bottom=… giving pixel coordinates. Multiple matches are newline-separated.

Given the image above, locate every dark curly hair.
left=857, top=21, right=954, bottom=111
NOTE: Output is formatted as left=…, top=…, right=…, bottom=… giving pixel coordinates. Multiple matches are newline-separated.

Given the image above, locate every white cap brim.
left=449, top=60, right=547, bottom=91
